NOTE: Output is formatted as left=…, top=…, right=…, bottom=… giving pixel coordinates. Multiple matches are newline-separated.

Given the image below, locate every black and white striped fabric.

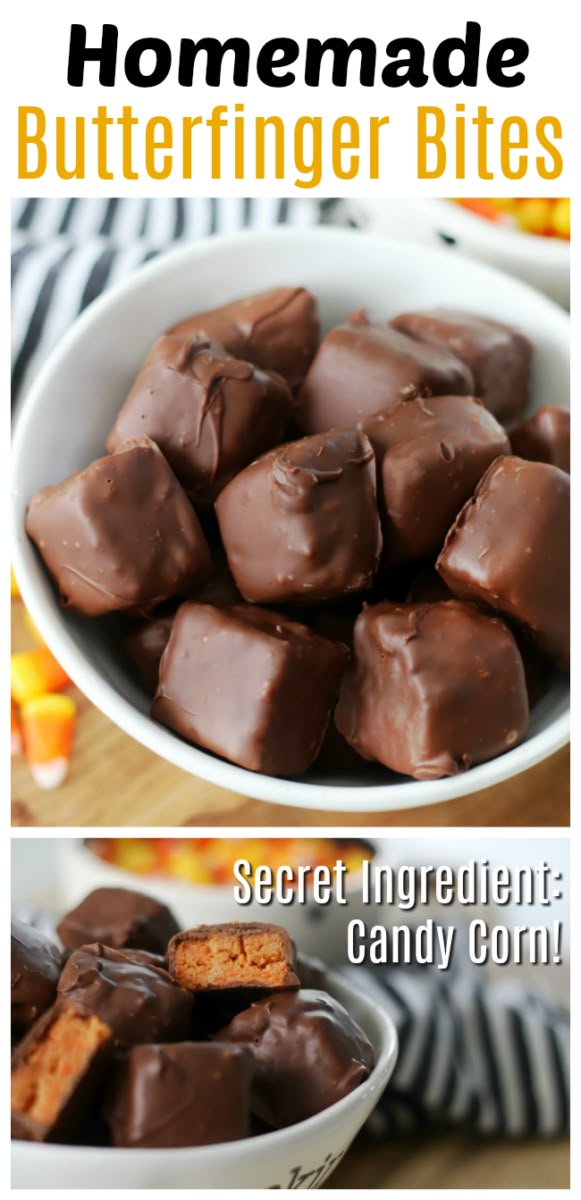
left=341, top=935, right=569, bottom=1137
left=11, top=197, right=353, bottom=406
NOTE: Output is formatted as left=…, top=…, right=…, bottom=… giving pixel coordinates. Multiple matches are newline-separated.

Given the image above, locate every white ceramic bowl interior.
left=11, top=968, right=398, bottom=1190
left=11, top=228, right=570, bottom=813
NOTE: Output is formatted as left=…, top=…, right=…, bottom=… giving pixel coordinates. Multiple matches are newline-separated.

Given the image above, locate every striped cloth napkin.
left=11, top=197, right=351, bottom=405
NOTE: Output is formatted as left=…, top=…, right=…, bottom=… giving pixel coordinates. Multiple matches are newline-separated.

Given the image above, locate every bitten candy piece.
left=391, top=308, right=532, bottom=426
left=335, top=600, right=529, bottom=780
left=26, top=436, right=211, bottom=617
left=106, top=336, right=291, bottom=508
left=57, top=887, right=180, bottom=956
left=152, top=603, right=348, bottom=775
left=297, top=312, right=473, bottom=433
left=215, top=430, right=382, bottom=604
left=216, top=989, right=375, bottom=1128
left=510, top=406, right=570, bottom=473
left=437, top=457, right=570, bottom=669
left=168, top=922, right=300, bottom=992
left=11, top=919, right=62, bottom=1040
left=104, top=1042, right=253, bottom=1148
left=169, top=286, right=320, bottom=391
left=57, top=943, right=193, bottom=1047
left=361, top=394, right=511, bottom=566
left=11, top=1001, right=113, bottom=1143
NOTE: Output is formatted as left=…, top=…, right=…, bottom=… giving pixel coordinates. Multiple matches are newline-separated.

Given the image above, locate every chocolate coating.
left=169, top=286, right=320, bottom=391
left=298, top=312, right=473, bottom=433
left=391, top=308, right=531, bottom=426
left=11, top=919, right=62, bottom=1040
left=104, top=1042, right=253, bottom=1148
left=335, top=600, right=529, bottom=779
left=437, top=457, right=570, bottom=669
left=26, top=436, right=211, bottom=617
left=361, top=394, right=511, bottom=566
left=510, top=406, right=570, bottom=473
left=57, top=944, right=193, bottom=1046
left=57, top=887, right=180, bottom=956
left=122, top=612, right=176, bottom=692
left=216, top=989, right=375, bottom=1128
left=106, top=336, right=291, bottom=508
left=152, top=603, right=348, bottom=775
left=215, top=429, right=382, bottom=604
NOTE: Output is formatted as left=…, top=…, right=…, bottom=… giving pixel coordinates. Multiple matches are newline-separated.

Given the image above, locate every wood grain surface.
left=327, top=1131, right=569, bottom=1189
left=11, top=601, right=569, bottom=829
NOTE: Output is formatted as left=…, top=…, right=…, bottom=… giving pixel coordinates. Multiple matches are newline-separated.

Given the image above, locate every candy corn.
left=23, top=608, right=43, bottom=645
left=11, top=700, right=22, bottom=757
left=20, top=694, right=76, bottom=790
left=10, top=648, right=71, bottom=706
left=10, top=567, right=20, bottom=598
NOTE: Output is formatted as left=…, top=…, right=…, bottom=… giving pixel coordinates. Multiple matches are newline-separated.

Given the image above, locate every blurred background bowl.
left=349, top=198, right=570, bottom=307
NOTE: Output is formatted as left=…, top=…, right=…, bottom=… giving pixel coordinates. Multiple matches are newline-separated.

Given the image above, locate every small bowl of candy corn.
left=350, top=198, right=570, bottom=307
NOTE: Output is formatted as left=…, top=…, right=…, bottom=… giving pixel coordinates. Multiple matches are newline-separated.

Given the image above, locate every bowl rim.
left=416, top=198, right=571, bottom=263
left=11, top=226, right=570, bottom=813
left=11, top=966, right=398, bottom=1166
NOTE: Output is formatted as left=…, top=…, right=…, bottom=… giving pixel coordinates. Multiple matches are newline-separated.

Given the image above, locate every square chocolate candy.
left=106, top=335, right=291, bottom=508
left=510, top=406, right=570, bottom=473
left=437, top=456, right=570, bottom=668
left=361, top=394, right=511, bottom=566
left=168, top=286, right=320, bottom=391
left=152, top=603, right=348, bottom=775
left=104, top=1042, right=253, bottom=1148
left=335, top=599, right=529, bottom=780
left=215, top=429, right=382, bottom=605
left=390, top=308, right=531, bottom=427
left=297, top=312, right=473, bottom=433
left=26, top=436, right=211, bottom=617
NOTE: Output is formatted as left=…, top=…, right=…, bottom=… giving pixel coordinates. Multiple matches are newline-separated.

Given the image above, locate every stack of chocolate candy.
left=26, top=288, right=570, bottom=782
left=11, top=886, right=374, bottom=1147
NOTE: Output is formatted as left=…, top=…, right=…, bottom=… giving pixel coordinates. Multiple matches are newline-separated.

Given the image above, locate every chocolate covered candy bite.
left=104, top=1042, right=253, bottom=1148
left=361, top=394, right=511, bottom=566
left=168, top=922, right=299, bottom=993
left=437, top=457, right=570, bottom=669
left=510, top=406, right=570, bottom=473
left=297, top=313, right=473, bottom=434
left=335, top=600, right=529, bottom=780
left=57, top=944, right=193, bottom=1046
left=11, top=1002, right=113, bottom=1143
left=26, top=436, right=211, bottom=617
left=215, top=430, right=382, bottom=605
left=169, top=286, right=320, bottom=391
left=106, top=336, right=291, bottom=508
left=152, top=603, right=348, bottom=775
left=11, top=920, right=62, bottom=1041
left=216, top=989, right=375, bottom=1128
left=57, top=887, right=179, bottom=956
left=122, top=611, right=176, bottom=692
left=391, top=308, right=531, bottom=426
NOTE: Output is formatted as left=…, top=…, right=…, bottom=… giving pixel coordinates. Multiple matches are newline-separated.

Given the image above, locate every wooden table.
left=11, top=601, right=569, bottom=828
left=328, top=1131, right=569, bottom=1189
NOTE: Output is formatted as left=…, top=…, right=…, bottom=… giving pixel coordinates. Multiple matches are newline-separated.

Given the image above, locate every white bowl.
left=11, top=969, right=398, bottom=1190
left=11, top=228, right=570, bottom=814
left=350, top=198, right=570, bottom=307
